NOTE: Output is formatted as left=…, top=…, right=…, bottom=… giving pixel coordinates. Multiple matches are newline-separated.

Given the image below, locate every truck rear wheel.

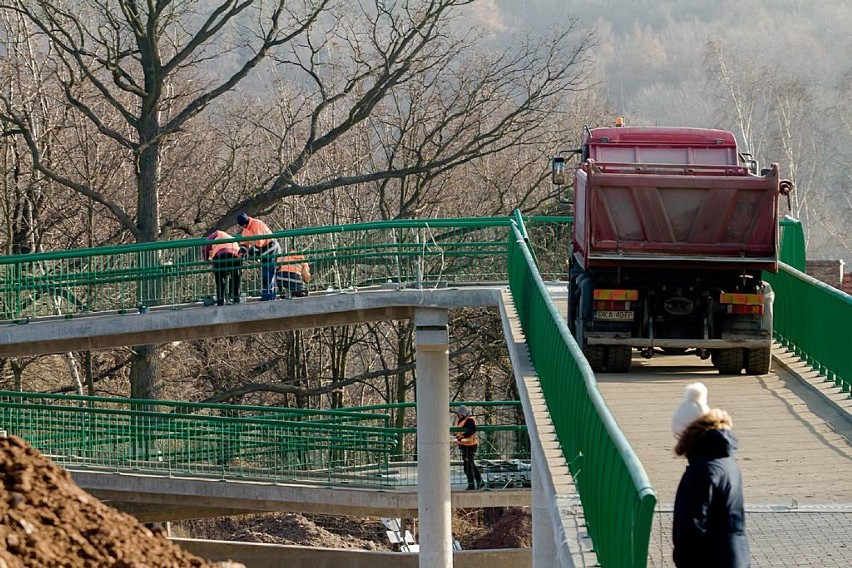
left=607, top=346, right=632, bottom=373
left=583, top=345, right=606, bottom=372
left=745, top=348, right=771, bottom=375
left=716, top=349, right=744, bottom=375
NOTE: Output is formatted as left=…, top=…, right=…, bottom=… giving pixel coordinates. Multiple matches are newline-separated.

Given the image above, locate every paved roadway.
left=595, top=346, right=852, bottom=567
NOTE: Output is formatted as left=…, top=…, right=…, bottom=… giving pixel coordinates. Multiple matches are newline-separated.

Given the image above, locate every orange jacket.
left=202, top=230, right=240, bottom=260
left=277, top=254, right=312, bottom=282
left=239, top=217, right=274, bottom=248
left=455, top=416, right=479, bottom=446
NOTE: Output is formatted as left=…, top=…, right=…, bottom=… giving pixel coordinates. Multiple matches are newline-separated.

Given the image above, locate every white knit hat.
left=671, top=382, right=710, bottom=436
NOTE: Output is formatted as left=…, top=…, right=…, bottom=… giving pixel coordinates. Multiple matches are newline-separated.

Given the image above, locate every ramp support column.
left=415, top=308, right=451, bottom=567
left=532, top=453, right=557, bottom=566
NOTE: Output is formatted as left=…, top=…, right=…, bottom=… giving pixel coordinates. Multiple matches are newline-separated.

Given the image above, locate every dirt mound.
left=180, top=513, right=384, bottom=550
left=470, top=507, right=532, bottom=549
left=0, top=434, right=237, bottom=567
left=180, top=509, right=535, bottom=552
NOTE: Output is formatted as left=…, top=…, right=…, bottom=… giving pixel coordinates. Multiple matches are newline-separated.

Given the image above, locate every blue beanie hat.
left=236, top=212, right=250, bottom=226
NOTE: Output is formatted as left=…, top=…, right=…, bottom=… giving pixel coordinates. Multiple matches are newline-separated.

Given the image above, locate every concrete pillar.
left=415, top=308, right=451, bottom=568
left=532, top=454, right=557, bottom=567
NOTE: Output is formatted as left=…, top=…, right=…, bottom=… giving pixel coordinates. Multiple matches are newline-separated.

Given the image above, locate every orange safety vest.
left=455, top=416, right=479, bottom=446
left=204, top=230, right=240, bottom=260
left=277, top=253, right=312, bottom=282
left=240, top=217, right=273, bottom=248
left=278, top=253, right=303, bottom=274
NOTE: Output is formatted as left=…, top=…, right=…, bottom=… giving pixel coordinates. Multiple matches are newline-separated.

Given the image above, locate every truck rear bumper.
left=586, top=337, right=770, bottom=349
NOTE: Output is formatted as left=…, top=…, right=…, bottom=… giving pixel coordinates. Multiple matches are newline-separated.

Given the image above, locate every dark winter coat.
left=672, top=411, right=750, bottom=568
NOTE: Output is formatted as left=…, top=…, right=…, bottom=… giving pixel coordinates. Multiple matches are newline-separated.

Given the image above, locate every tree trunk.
left=129, top=344, right=162, bottom=403
left=293, top=330, right=309, bottom=409
left=65, top=352, right=84, bottom=396
left=393, top=321, right=414, bottom=457
left=12, top=359, right=24, bottom=391
left=328, top=327, right=348, bottom=410
left=130, top=118, right=162, bottom=401
left=85, top=351, right=95, bottom=396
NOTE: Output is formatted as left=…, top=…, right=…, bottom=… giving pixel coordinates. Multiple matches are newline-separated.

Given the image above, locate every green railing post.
left=779, top=216, right=806, bottom=271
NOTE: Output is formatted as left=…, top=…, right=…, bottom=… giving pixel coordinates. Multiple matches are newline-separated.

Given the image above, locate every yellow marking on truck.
left=720, top=293, right=763, bottom=305
left=593, top=289, right=639, bottom=301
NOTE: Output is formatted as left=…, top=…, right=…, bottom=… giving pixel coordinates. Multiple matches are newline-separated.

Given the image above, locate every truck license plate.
left=595, top=310, right=634, bottom=321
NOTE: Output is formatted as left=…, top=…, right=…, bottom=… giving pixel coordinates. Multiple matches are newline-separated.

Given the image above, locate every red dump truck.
left=552, top=123, right=793, bottom=374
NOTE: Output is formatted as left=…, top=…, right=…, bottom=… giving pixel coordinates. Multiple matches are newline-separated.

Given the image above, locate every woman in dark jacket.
left=672, top=395, right=750, bottom=568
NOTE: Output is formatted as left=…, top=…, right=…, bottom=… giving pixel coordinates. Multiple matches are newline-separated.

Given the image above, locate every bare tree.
left=704, top=39, right=849, bottom=257
left=0, top=0, right=335, bottom=398
left=703, top=39, right=774, bottom=158
left=0, top=0, right=592, bottom=399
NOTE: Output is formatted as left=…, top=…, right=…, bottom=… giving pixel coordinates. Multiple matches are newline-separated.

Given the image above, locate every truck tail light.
left=727, top=304, right=764, bottom=315
left=720, top=293, right=764, bottom=315
left=593, top=289, right=639, bottom=301
left=595, top=300, right=631, bottom=311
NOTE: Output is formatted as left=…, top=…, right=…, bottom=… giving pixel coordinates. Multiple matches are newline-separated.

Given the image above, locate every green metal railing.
left=768, top=217, right=850, bottom=396
left=507, top=217, right=656, bottom=568
left=0, top=391, right=396, bottom=484
left=0, top=392, right=528, bottom=487
left=766, top=265, right=851, bottom=395
left=0, top=217, right=571, bottom=322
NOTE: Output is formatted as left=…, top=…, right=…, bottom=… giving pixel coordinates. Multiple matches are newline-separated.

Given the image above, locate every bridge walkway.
left=596, top=349, right=852, bottom=567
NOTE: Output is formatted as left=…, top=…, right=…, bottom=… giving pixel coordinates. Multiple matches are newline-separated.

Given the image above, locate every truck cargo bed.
left=573, top=162, right=780, bottom=271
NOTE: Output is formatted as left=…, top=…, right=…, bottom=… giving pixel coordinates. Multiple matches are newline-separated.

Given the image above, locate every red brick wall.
left=805, top=260, right=845, bottom=290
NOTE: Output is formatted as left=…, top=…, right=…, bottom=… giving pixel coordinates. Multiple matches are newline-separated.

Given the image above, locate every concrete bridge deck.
left=0, top=286, right=503, bottom=356
left=596, top=348, right=852, bottom=567
left=71, top=470, right=531, bottom=523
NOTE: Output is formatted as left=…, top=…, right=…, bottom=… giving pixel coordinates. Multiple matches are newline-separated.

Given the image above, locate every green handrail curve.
left=507, top=214, right=656, bottom=568
left=765, top=263, right=851, bottom=394
left=0, top=217, right=571, bottom=320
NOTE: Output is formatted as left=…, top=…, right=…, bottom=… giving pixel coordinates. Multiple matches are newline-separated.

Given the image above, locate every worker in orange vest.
left=276, top=253, right=312, bottom=298
left=201, top=230, right=242, bottom=306
left=453, top=405, right=484, bottom=490
left=236, top=212, right=280, bottom=301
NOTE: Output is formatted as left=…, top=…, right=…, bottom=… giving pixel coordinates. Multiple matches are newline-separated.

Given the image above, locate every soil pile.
left=0, top=434, right=238, bottom=567
left=178, top=513, right=385, bottom=550
left=179, top=508, right=533, bottom=552
left=470, top=508, right=532, bottom=549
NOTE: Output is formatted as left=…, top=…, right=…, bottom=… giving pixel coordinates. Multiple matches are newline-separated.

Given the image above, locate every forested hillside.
left=490, top=0, right=852, bottom=262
